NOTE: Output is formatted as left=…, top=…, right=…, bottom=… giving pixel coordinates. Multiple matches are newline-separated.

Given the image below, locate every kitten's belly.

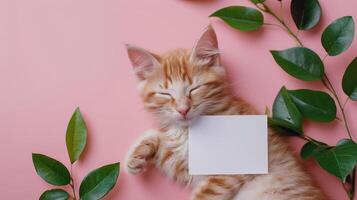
left=233, top=174, right=286, bottom=200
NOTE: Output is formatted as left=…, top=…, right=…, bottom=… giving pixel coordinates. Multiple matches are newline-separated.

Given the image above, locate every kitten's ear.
left=190, top=25, right=219, bottom=66
left=126, top=44, right=161, bottom=80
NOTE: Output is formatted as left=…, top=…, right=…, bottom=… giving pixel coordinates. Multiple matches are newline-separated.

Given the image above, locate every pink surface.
left=1, top=0, right=356, bottom=199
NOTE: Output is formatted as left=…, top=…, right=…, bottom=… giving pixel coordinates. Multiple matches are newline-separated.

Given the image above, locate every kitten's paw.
left=125, top=129, right=159, bottom=174
left=125, top=155, right=147, bottom=174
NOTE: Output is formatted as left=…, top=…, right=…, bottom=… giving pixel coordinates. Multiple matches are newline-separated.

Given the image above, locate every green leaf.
left=291, top=0, right=321, bottom=30
left=79, top=163, right=120, bottom=200
left=287, top=89, right=336, bottom=122
left=342, top=58, right=357, bottom=100
left=301, top=141, right=328, bottom=159
left=271, top=87, right=303, bottom=134
left=66, top=107, right=87, bottom=164
left=32, top=153, right=70, bottom=186
left=39, top=189, right=69, bottom=200
left=271, top=47, right=324, bottom=81
left=210, top=6, right=264, bottom=31
left=268, top=118, right=302, bottom=136
left=315, top=139, right=357, bottom=181
left=250, top=0, right=265, bottom=4
left=322, top=16, right=355, bottom=56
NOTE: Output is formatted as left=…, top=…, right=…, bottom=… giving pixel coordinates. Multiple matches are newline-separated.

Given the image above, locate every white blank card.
left=188, top=115, right=268, bottom=175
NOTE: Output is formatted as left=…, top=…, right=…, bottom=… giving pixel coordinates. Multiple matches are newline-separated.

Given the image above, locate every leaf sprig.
left=32, top=108, right=120, bottom=200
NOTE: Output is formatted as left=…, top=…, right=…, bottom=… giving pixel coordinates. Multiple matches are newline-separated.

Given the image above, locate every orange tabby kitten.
left=125, top=25, right=326, bottom=200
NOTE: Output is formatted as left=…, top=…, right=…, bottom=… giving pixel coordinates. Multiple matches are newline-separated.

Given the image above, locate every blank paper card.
left=188, top=115, right=268, bottom=175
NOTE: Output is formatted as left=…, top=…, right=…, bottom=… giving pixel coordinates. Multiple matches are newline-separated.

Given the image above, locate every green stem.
left=300, top=135, right=324, bottom=146
left=70, top=165, right=77, bottom=200
left=264, top=22, right=285, bottom=30
left=323, top=74, right=353, bottom=140
left=257, top=3, right=304, bottom=46
left=343, top=98, right=349, bottom=110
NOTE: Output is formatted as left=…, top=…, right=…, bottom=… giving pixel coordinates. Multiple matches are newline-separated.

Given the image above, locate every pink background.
left=1, top=0, right=356, bottom=199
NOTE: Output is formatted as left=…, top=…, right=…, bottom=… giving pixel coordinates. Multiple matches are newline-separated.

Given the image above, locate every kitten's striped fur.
left=125, top=25, right=326, bottom=200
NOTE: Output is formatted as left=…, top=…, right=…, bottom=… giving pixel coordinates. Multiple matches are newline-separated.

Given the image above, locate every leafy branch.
left=32, top=108, right=120, bottom=200
left=256, top=3, right=354, bottom=140
left=210, top=0, right=357, bottom=199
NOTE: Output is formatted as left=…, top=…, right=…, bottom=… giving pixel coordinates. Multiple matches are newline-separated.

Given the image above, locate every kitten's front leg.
left=191, top=175, right=247, bottom=200
left=125, top=130, right=160, bottom=174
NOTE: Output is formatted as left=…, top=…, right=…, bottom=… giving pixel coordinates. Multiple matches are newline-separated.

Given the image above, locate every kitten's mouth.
left=178, top=116, right=195, bottom=125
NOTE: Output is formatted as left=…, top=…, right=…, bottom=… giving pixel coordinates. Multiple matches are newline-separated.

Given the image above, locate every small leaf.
left=210, top=6, right=264, bottom=31
left=32, top=153, right=70, bottom=186
left=315, top=139, right=357, bottom=181
left=250, top=0, right=265, bottom=4
left=322, top=16, right=355, bottom=56
left=272, top=86, right=303, bottom=134
left=291, top=0, right=321, bottom=30
left=271, top=47, right=324, bottom=81
left=287, top=89, right=336, bottom=122
left=342, top=58, right=357, bottom=100
left=66, top=107, right=87, bottom=164
left=301, top=141, right=328, bottom=159
left=39, top=189, right=69, bottom=200
left=79, top=163, right=120, bottom=200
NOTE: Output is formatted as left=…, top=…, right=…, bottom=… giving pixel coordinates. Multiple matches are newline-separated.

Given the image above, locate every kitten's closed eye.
left=156, top=92, right=173, bottom=98
left=188, top=85, right=204, bottom=96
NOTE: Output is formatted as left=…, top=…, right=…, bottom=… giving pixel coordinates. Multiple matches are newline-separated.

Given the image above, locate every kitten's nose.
left=177, top=108, right=190, bottom=117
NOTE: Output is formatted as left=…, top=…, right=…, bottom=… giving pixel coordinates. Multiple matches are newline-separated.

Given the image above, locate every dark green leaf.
left=268, top=118, right=303, bottom=136
left=66, top=107, right=87, bottom=164
left=272, top=87, right=303, bottom=134
left=32, top=153, right=70, bottom=186
left=210, top=6, right=264, bottom=31
left=301, top=141, right=328, bottom=159
left=79, top=163, right=120, bottom=200
left=342, top=58, right=357, bottom=100
left=39, top=189, right=69, bottom=200
left=288, top=89, right=336, bottom=122
left=250, top=0, right=265, bottom=4
left=322, top=16, right=355, bottom=56
left=315, top=139, right=357, bottom=181
left=291, top=0, right=321, bottom=30
left=270, top=47, right=324, bottom=81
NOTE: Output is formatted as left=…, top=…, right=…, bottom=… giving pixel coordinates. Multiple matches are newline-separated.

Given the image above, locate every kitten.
left=125, top=25, right=326, bottom=200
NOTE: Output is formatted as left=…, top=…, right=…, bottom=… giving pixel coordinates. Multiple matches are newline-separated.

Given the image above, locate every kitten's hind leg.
left=125, top=130, right=160, bottom=174
left=190, top=175, right=250, bottom=200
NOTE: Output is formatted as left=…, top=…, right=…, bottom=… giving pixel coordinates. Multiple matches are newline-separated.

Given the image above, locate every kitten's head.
left=126, top=26, right=229, bottom=127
